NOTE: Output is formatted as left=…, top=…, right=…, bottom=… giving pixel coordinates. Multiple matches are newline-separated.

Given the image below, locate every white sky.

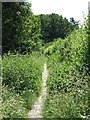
left=29, top=0, right=89, bottom=24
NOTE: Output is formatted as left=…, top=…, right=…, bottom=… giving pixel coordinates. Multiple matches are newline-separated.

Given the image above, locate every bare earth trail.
left=28, top=63, right=48, bottom=118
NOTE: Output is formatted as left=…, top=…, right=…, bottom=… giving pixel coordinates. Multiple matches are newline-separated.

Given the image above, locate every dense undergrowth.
left=43, top=27, right=89, bottom=118
left=2, top=2, right=90, bottom=118
left=1, top=52, right=46, bottom=118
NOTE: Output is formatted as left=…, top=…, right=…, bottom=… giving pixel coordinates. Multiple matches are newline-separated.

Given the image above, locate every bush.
left=1, top=86, right=27, bottom=118
left=43, top=28, right=89, bottom=118
left=2, top=52, right=46, bottom=118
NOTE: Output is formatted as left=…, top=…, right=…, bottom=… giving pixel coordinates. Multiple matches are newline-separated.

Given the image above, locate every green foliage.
left=43, top=93, right=88, bottom=118
left=2, top=2, right=79, bottom=54
left=3, top=53, right=42, bottom=94
left=2, top=2, right=89, bottom=119
left=87, top=9, right=90, bottom=115
left=87, top=11, right=90, bottom=70
left=1, top=86, right=27, bottom=118
left=39, top=13, right=79, bottom=43
left=2, top=2, right=42, bottom=54
left=2, top=52, right=46, bottom=118
left=43, top=27, right=89, bottom=118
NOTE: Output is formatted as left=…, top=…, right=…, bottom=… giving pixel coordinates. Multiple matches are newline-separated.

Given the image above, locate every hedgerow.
left=43, top=27, right=89, bottom=118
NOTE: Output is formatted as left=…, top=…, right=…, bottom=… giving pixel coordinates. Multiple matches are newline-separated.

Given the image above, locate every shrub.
left=1, top=86, right=27, bottom=118
left=43, top=28, right=89, bottom=118
left=2, top=52, right=46, bottom=118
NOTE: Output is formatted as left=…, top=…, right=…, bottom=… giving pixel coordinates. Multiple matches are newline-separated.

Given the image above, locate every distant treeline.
left=39, top=14, right=79, bottom=43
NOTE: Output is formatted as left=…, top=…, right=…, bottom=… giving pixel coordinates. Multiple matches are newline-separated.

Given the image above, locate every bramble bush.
left=43, top=27, right=89, bottom=118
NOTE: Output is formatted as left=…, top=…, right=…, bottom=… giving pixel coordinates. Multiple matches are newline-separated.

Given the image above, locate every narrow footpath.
left=28, top=63, right=48, bottom=118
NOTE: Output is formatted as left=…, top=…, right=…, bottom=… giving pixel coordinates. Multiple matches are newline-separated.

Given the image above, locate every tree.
left=39, top=13, right=79, bottom=43
left=69, top=17, right=79, bottom=31
left=2, top=2, right=42, bottom=54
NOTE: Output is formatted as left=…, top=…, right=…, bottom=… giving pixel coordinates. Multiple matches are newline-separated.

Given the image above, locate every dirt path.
left=28, top=63, right=48, bottom=118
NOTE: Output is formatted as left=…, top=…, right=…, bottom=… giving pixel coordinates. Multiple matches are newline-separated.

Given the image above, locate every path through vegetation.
left=28, top=63, right=48, bottom=118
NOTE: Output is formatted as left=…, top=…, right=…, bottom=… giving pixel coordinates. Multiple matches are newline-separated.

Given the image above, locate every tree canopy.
left=39, top=13, right=79, bottom=43
left=2, top=2, right=79, bottom=54
left=2, top=2, right=42, bottom=54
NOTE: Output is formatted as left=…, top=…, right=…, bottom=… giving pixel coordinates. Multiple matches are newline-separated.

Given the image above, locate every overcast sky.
left=29, top=0, right=89, bottom=24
